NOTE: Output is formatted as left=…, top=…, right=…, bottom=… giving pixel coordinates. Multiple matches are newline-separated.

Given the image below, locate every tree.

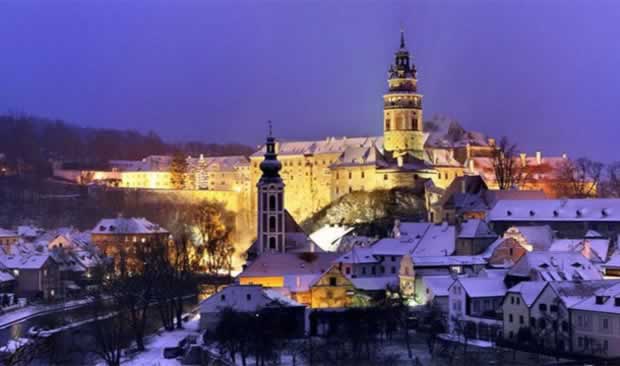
left=87, top=292, right=131, bottom=366
left=170, top=151, right=188, bottom=190
left=600, top=162, right=620, bottom=197
left=491, top=137, right=527, bottom=190
left=556, top=157, right=602, bottom=198
left=189, top=200, right=236, bottom=275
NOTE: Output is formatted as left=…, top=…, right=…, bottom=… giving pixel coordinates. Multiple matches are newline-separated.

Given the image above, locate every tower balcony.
left=384, top=100, right=422, bottom=109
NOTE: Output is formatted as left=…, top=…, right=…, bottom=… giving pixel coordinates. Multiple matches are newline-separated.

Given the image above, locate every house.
left=481, top=225, right=554, bottom=269
left=0, top=229, right=18, bottom=252
left=570, top=282, right=620, bottom=358
left=488, top=199, right=620, bottom=238
left=309, top=266, right=355, bottom=308
left=524, top=280, right=620, bottom=354
left=415, top=275, right=454, bottom=314
left=448, top=277, right=506, bottom=341
left=426, top=175, right=547, bottom=224
left=199, top=284, right=305, bottom=336
left=0, top=254, right=61, bottom=300
left=454, top=219, right=497, bottom=255
left=501, top=281, right=547, bottom=342
left=91, top=217, right=170, bottom=273
left=238, top=252, right=339, bottom=307
left=506, top=252, right=602, bottom=287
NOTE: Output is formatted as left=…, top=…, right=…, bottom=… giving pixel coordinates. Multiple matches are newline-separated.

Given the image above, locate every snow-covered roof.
left=481, top=237, right=506, bottom=259
left=332, top=145, right=387, bottom=168
left=251, top=136, right=384, bottom=158
left=240, top=253, right=339, bottom=278
left=396, top=222, right=431, bottom=239
left=508, top=252, right=602, bottom=282
left=549, top=238, right=609, bottom=263
left=489, top=199, right=620, bottom=222
left=350, top=276, right=398, bottom=291
left=371, top=237, right=418, bottom=256
left=0, top=229, right=17, bottom=238
left=200, top=285, right=303, bottom=313
left=507, top=281, right=547, bottom=306
left=309, top=225, right=355, bottom=252
left=92, top=217, right=168, bottom=235
left=0, top=254, right=51, bottom=270
left=412, top=255, right=486, bottom=267
left=504, top=225, right=554, bottom=251
left=549, top=280, right=620, bottom=308
left=478, top=268, right=508, bottom=279
left=337, top=247, right=379, bottom=264
left=0, top=271, right=14, bottom=283
left=17, top=225, right=43, bottom=238
left=453, top=277, right=507, bottom=298
left=423, top=275, right=455, bottom=297
left=411, top=223, right=455, bottom=256
left=457, top=219, right=497, bottom=239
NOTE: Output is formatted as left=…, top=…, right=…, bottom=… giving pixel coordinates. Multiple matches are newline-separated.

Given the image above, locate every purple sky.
left=1, top=1, right=619, bottom=161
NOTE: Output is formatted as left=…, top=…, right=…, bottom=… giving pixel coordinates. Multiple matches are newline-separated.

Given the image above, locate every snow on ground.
left=119, top=315, right=202, bottom=366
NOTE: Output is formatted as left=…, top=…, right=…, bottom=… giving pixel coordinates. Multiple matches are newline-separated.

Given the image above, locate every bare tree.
left=491, top=137, right=527, bottom=190
left=0, top=337, right=47, bottom=366
left=600, top=162, right=620, bottom=198
left=556, top=157, right=602, bottom=198
left=87, top=292, right=131, bottom=366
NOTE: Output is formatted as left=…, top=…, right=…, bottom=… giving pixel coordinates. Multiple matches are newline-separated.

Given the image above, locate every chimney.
left=536, top=151, right=542, bottom=165
left=393, top=219, right=401, bottom=238
left=519, top=153, right=527, bottom=167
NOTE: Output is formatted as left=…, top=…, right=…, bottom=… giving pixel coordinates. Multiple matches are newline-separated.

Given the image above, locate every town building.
left=91, top=217, right=170, bottom=274
left=0, top=254, right=61, bottom=300
left=505, top=252, right=602, bottom=287
left=488, top=199, right=620, bottom=238
left=199, top=284, right=305, bottom=335
left=0, top=229, right=18, bottom=251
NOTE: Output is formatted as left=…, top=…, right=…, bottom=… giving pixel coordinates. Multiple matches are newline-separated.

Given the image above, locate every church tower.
left=383, top=30, right=425, bottom=159
left=256, top=123, right=286, bottom=254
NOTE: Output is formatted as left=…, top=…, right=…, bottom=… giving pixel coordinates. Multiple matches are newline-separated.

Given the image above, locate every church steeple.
left=400, top=28, right=406, bottom=49
left=259, top=121, right=282, bottom=182
left=256, top=121, right=285, bottom=254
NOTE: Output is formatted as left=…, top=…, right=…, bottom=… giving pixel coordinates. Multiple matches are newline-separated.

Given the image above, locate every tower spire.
left=400, top=28, right=405, bottom=49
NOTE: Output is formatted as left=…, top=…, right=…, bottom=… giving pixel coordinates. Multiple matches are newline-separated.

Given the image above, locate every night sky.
left=1, top=1, right=619, bottom=161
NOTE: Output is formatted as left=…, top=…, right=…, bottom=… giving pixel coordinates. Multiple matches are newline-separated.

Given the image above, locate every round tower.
left=383, top=30, right=425, bottom=159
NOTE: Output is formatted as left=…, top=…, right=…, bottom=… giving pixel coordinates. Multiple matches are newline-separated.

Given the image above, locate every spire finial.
left=400, top=28, right=405, bottom=49
left=267, top=120, right=273, bottom=137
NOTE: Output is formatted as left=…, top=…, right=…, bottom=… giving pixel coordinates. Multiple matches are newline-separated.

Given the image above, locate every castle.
left=248, top=31, right=495, bottom=220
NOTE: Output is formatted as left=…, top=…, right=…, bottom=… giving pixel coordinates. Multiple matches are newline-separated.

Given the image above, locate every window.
left=361, top=171, right=365, bottom=179
left=509, top=248, right=514, bottom=256
left=508, top=314, right=513, bottom=323
left=371, top=266, right=376, bottom=275
left=269, top=195, right=276, bottom=210
left=345, top=267, right=351, bottom=275
left=329, top=277, right=337, bottom=286
left=550, top=304, right=559, bottom=312
left=519, top=315, right=524, bottom=324
left=348, top=172, right=352, bottom=179
left=221, top=295, right=226, bottom=301
left=362, top=267, right=367, bottom=275
left=539, top=318, right=546, bottom=329
left=539, top=303, right=547, bottom=312
left=391, top=266, right=396, bottom=274
left=510, top=297, right=514, bottom=305
left=391, top=256, right=396, bottom=262
left=516, top=297, right=520, bottom=305
left=602, top=318, right=609, bottom=330
left=246, top=294, right=251, bottom=301
left=269, top=237, right=276, bottom=250
left=269, top=216, right=276, bottom=231
left=384, top=174, right=388, bottom=181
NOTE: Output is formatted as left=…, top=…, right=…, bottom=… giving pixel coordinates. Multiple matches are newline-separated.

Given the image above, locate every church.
left=249, top=31, right=494, bottom=221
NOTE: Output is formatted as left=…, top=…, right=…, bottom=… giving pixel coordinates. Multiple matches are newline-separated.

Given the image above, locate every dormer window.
left=596, top=296, right=607, bottom=305
left=507, top=210, right=512, bottom=216
left=576, top=210, right=582, bottom=217
left=614, top=297, right=620, bottom=306
left=529, top=210, right=535, bottom=217
left=553, top=210, right=559, bottom=217
left=602, top=209, right=609, bottom=217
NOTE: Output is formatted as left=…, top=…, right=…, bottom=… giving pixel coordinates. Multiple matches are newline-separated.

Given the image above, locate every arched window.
left=269, top=195, right=276, bottom=210
left=269, top=237, right=277, bottom=250
left=269, top=216, right=276, bottom=231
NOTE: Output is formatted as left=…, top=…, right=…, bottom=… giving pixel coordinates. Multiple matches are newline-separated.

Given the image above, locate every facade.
left=0, top=255, right=61, bottom=300
left=448, top=277, right=506, bottom=341
left=91, top=217, right=170, bottom=274
left=0, top=229, right=18, bottom=252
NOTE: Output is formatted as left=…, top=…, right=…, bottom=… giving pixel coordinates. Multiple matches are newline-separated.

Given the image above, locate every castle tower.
left=256, top=123, right=286, bottom=254
left=383, top=30, right=425, bottom=159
